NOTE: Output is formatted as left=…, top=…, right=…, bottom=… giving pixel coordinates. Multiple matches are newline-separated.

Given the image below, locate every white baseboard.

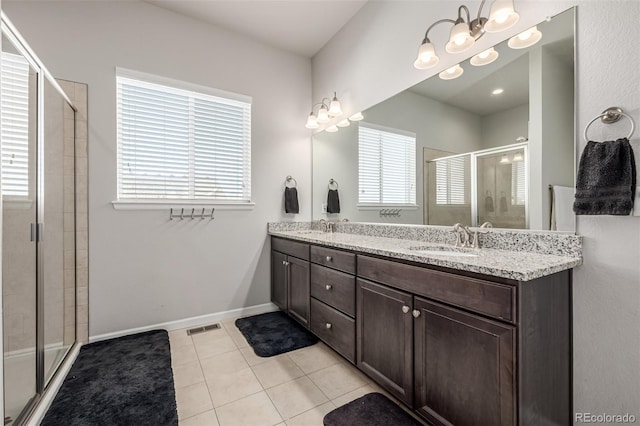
left=89, top=302, right=279, bottom=343
left=26, top=343, right=81, bottom=426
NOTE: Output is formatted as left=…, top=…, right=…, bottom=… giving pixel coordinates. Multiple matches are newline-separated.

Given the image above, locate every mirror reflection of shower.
left=426, top=141, right=528, bottom=229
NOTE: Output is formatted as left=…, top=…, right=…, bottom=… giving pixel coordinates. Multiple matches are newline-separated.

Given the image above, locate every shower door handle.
left=30, top=223, right=44, bottom=242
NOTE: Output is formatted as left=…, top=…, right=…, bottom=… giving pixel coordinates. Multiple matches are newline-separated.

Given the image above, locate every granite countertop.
left=268, top=229, right=582, bottom=282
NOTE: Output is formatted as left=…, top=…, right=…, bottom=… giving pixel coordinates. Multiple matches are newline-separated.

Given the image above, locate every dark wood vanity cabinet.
left=271, top=238, right=310, bottom=327
left=271, top=236, right=572, bottom=426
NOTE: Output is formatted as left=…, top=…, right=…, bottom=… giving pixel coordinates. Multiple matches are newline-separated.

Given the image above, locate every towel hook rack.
left=584, top=107, right=635, bottom=142
left=328, top=178, right=339, bottom=190
left=285, top=175, right=297, bottom=188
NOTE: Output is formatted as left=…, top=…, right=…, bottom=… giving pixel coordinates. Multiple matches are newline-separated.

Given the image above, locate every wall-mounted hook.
left=169, top=208, right=174, bottom=221
left=210, top=208, right=215, bottom=220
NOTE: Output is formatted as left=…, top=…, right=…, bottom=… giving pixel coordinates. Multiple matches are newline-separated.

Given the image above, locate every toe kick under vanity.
left=268, top=222, right=582, bottom=426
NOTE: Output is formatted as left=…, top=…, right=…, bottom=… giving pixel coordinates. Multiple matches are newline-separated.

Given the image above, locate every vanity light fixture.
left=491, top=87, right=504, bottom=95
left=508, top=26, right=542, bottom=49
left=326, top=125, right=339, bottom=133
left=349, top=112, right=364, bottom=121
left=337, top=119, right=351, bottom=127
left=305, top=92, right=344, bottom=129
left=513, top=152, right=523, bottom=161
left=439, top=64, right=464, bottom=80
left=470, top=47, right=499, bottom=66
left=413, top=0, right=520, bottom=70
left=500, top=154, right=510, bottom=164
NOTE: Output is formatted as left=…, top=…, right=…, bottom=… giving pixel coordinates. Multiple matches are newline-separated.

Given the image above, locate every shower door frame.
left=1, top=12, right=79, bottom=426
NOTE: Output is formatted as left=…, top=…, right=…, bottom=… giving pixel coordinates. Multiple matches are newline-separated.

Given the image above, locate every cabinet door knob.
left=325, top=323, right=332, bottom=329
left=402, top=305, right=410, bottom=314
left=326, top=255, right=333, bottom=262
left=282, top=260, right=286, bottom=265
left=412, top=309, right=421, bottom=318
left=325, top=284, right=333, bottom=291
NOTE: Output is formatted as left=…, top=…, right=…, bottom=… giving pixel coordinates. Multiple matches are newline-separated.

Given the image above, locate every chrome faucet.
left=469, top=222, right=493, bottom=248
left=318, top=219, right=328, bottom=232
left=452, top=223, right=471, bottom=247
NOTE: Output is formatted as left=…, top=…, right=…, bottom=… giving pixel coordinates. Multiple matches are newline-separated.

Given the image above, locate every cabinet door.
left=271, top=251, right=287, bottom=311
left=357, top=279, right=413, bottom=406
left=288, top=257, right=310, bottom=327
left=414, top=297, right=515, bottom=426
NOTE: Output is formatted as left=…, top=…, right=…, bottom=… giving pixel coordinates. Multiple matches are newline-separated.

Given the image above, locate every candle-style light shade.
left=445, top=21, right=475, bottom=53
left=470, top=47, right=499, bottom=66
left=349, top=112, right=364, bottom=121
left=305, top=113, right=319, bottom=129
left=328, top=94, right=342, bottom=116
left=326, top=125, right=339, bottom=133
left=485, top=0, right=520, bottom=33
left=439, top=64, right=464, bottom=80
left=337, top=119, right=350, bottom=127
left=317, top=105, right=330, bottom=123
left=414, top=40, right=440, bottom=69
left=508, top=26, right=542, bottom=49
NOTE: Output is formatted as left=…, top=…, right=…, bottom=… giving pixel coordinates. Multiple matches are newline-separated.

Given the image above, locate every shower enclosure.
left=426, top=142, right=528, bottom=229
left=2, top=14, right=77, bottom=425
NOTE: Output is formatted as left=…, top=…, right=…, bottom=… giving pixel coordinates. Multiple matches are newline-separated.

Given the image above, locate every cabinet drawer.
left=358, top=255, right=515, bottom=322
left=310, top=298, right=355, bottom=363
left=310, top=245, right=356, bottom=274
left=310, top=264, right=355, bottom=317
left=272, top=237, right=309, bottom=260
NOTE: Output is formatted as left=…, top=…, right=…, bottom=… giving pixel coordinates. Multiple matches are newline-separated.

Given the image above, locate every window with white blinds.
left=511, top=160, right=526, bottom=205
left=435, top=156, right=469, bottom=205
left=358, top=123, right=416, bottom=205
left=116, top=70, right=252, bottom=203
left=1, top=52, right=30, bottom=197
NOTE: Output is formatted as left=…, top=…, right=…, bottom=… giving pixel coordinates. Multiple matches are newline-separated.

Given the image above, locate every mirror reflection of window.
left=1, top=52, right=31, bottom=198
left=435, top=156, right=469, bottom=205
left=358, top=123, right=416, bottom=206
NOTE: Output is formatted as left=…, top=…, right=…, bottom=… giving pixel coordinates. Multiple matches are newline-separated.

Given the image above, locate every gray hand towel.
left=573, top=138, right=636, bottom=215
left=284, top=187, right=299, bottom=214
left=327, top=189, right=340, bottom=214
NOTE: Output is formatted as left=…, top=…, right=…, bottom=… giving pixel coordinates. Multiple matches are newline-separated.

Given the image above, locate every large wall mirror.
left=312, top=7, right=575, bottom=231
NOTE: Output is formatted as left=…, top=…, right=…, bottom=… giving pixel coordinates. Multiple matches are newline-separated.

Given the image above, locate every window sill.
left=357, top=204, right=418, bottom=211
left=2, top=198, right=34, bottom=210
left=112, top=199, right=255, bottom=211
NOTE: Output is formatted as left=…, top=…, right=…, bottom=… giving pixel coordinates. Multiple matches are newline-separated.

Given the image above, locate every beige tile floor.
left=169, top=316, right=422, bottom=426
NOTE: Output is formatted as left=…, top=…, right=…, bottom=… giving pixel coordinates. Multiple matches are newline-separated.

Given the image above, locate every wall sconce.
left=413, top=0, right=519, bottom=70
left=508, top=26, right=542, bottom=49
left=470, top=47, right=499, bottom=66
left=439, top=64, right=464, bottom=80
left=305, top=92, right=343, bottom=129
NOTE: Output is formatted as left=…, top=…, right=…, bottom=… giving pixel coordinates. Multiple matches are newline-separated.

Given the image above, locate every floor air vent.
left=186, top=323, right=221, bottom=336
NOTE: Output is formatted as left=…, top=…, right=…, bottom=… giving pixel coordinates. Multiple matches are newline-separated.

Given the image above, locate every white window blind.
left=435, top=156, right=468, bottom=205
left=1, top=52, right=30, bottom=197
left=358, top=123, right=416, bottom=205
left=511, top=160, right=526, bottom=205
left=116, top=71, right=251, bottom=202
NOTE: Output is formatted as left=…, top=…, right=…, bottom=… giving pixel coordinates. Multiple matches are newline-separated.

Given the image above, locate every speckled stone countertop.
left=268, top=222, right=582, bottom=282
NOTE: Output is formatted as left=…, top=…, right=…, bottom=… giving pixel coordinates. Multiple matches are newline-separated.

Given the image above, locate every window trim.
left=113, top=67, right=253, bottom=210
left=357, top=122, right=418, bottom=209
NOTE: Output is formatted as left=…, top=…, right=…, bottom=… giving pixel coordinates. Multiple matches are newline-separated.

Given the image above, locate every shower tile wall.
left=58, top=79, right=89, bottom=344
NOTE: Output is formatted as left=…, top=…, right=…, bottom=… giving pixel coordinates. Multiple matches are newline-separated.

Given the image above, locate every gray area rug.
left=41, top=329, right=177, bottom=426
left=324, top=392, right=423, bottom=426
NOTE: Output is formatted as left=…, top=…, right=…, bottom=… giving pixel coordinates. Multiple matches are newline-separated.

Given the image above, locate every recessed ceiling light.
left=491, top=88, right=504, bottom=95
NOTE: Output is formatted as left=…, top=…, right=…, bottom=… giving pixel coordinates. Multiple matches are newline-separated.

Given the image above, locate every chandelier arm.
left=458, top=5, right=471, bottom=23
left=476, top=0, right=488, bottom=23
left=423, top=18, right=457, bottom=41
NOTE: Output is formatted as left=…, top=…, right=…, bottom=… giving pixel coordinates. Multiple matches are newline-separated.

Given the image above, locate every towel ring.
left=285, top=175, right=297, bottom=188
left=584, top=107, right=635, bottom=142
left=328, top=179, right=339, bottom=190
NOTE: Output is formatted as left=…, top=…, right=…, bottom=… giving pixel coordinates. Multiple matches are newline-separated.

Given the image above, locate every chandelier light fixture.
left=413, top=0, right=520, bottom=70
left=305, top=92, right=343, bottom=129
left=508, top=26, right=542, bottom=49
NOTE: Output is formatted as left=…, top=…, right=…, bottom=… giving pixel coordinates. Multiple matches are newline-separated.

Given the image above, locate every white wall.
left=480, top=103, right=529, bottom=149
left=313, top=0, right=640, bottom=419
left=312, top=90, right=481, bottom=224
left=2, top=0, right=312, bottom=336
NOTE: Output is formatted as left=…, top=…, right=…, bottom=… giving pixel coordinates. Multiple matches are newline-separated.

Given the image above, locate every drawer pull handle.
left=326, top=284, right=333, bottom=291
left=326, top=323, right=332, bottom=329
left=402, top=305, right=410, bottom=314
left=326, top=256, right=333, bottom=262
left=412, top=310, right=421, bottom=318
left=282, top=260, right=287, bottom=265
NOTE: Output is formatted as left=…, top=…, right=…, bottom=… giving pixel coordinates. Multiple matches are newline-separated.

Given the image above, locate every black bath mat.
left=41, top=330, right=177, bottom=426
left=235, top=311, right=318, bottom=357
left=324, top=392, right=423, bottom=426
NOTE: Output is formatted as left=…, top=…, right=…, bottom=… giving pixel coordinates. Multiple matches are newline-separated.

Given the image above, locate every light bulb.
left=491, top=88, right=504, bottom=95
left=445, top=21, right=474, bottom=54
left=508, top=26, right=542, bottom=49
left=328, top=93, right=342, bottom=116
left=439, top=64, right=464, bottom=80
left=337, top=119, right=350, bottom=127
left=470, top=47, right=499, bottom=66
left=317, top=105, right=330, bottom=123
left=485, top=0, right=520, bottom=33
left=513, top=153, right=523, bottom=162
left=349, top=112, right=364, bottom=121
left=500, top=155, right=510, bottom=164
left=414, top=40, right=439, bottom=69
left=326, top=125, right=339, bottom=133
left=305, top=113, right=319, bottom=129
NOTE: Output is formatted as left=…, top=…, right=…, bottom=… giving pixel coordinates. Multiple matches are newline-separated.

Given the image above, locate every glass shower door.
left=41, top=78, right=76, bottom=386
left=1, top=33, right=39, bottom=423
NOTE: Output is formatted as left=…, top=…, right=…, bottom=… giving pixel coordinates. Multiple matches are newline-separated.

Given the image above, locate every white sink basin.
left=408, top=246, right=478, bottom=258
